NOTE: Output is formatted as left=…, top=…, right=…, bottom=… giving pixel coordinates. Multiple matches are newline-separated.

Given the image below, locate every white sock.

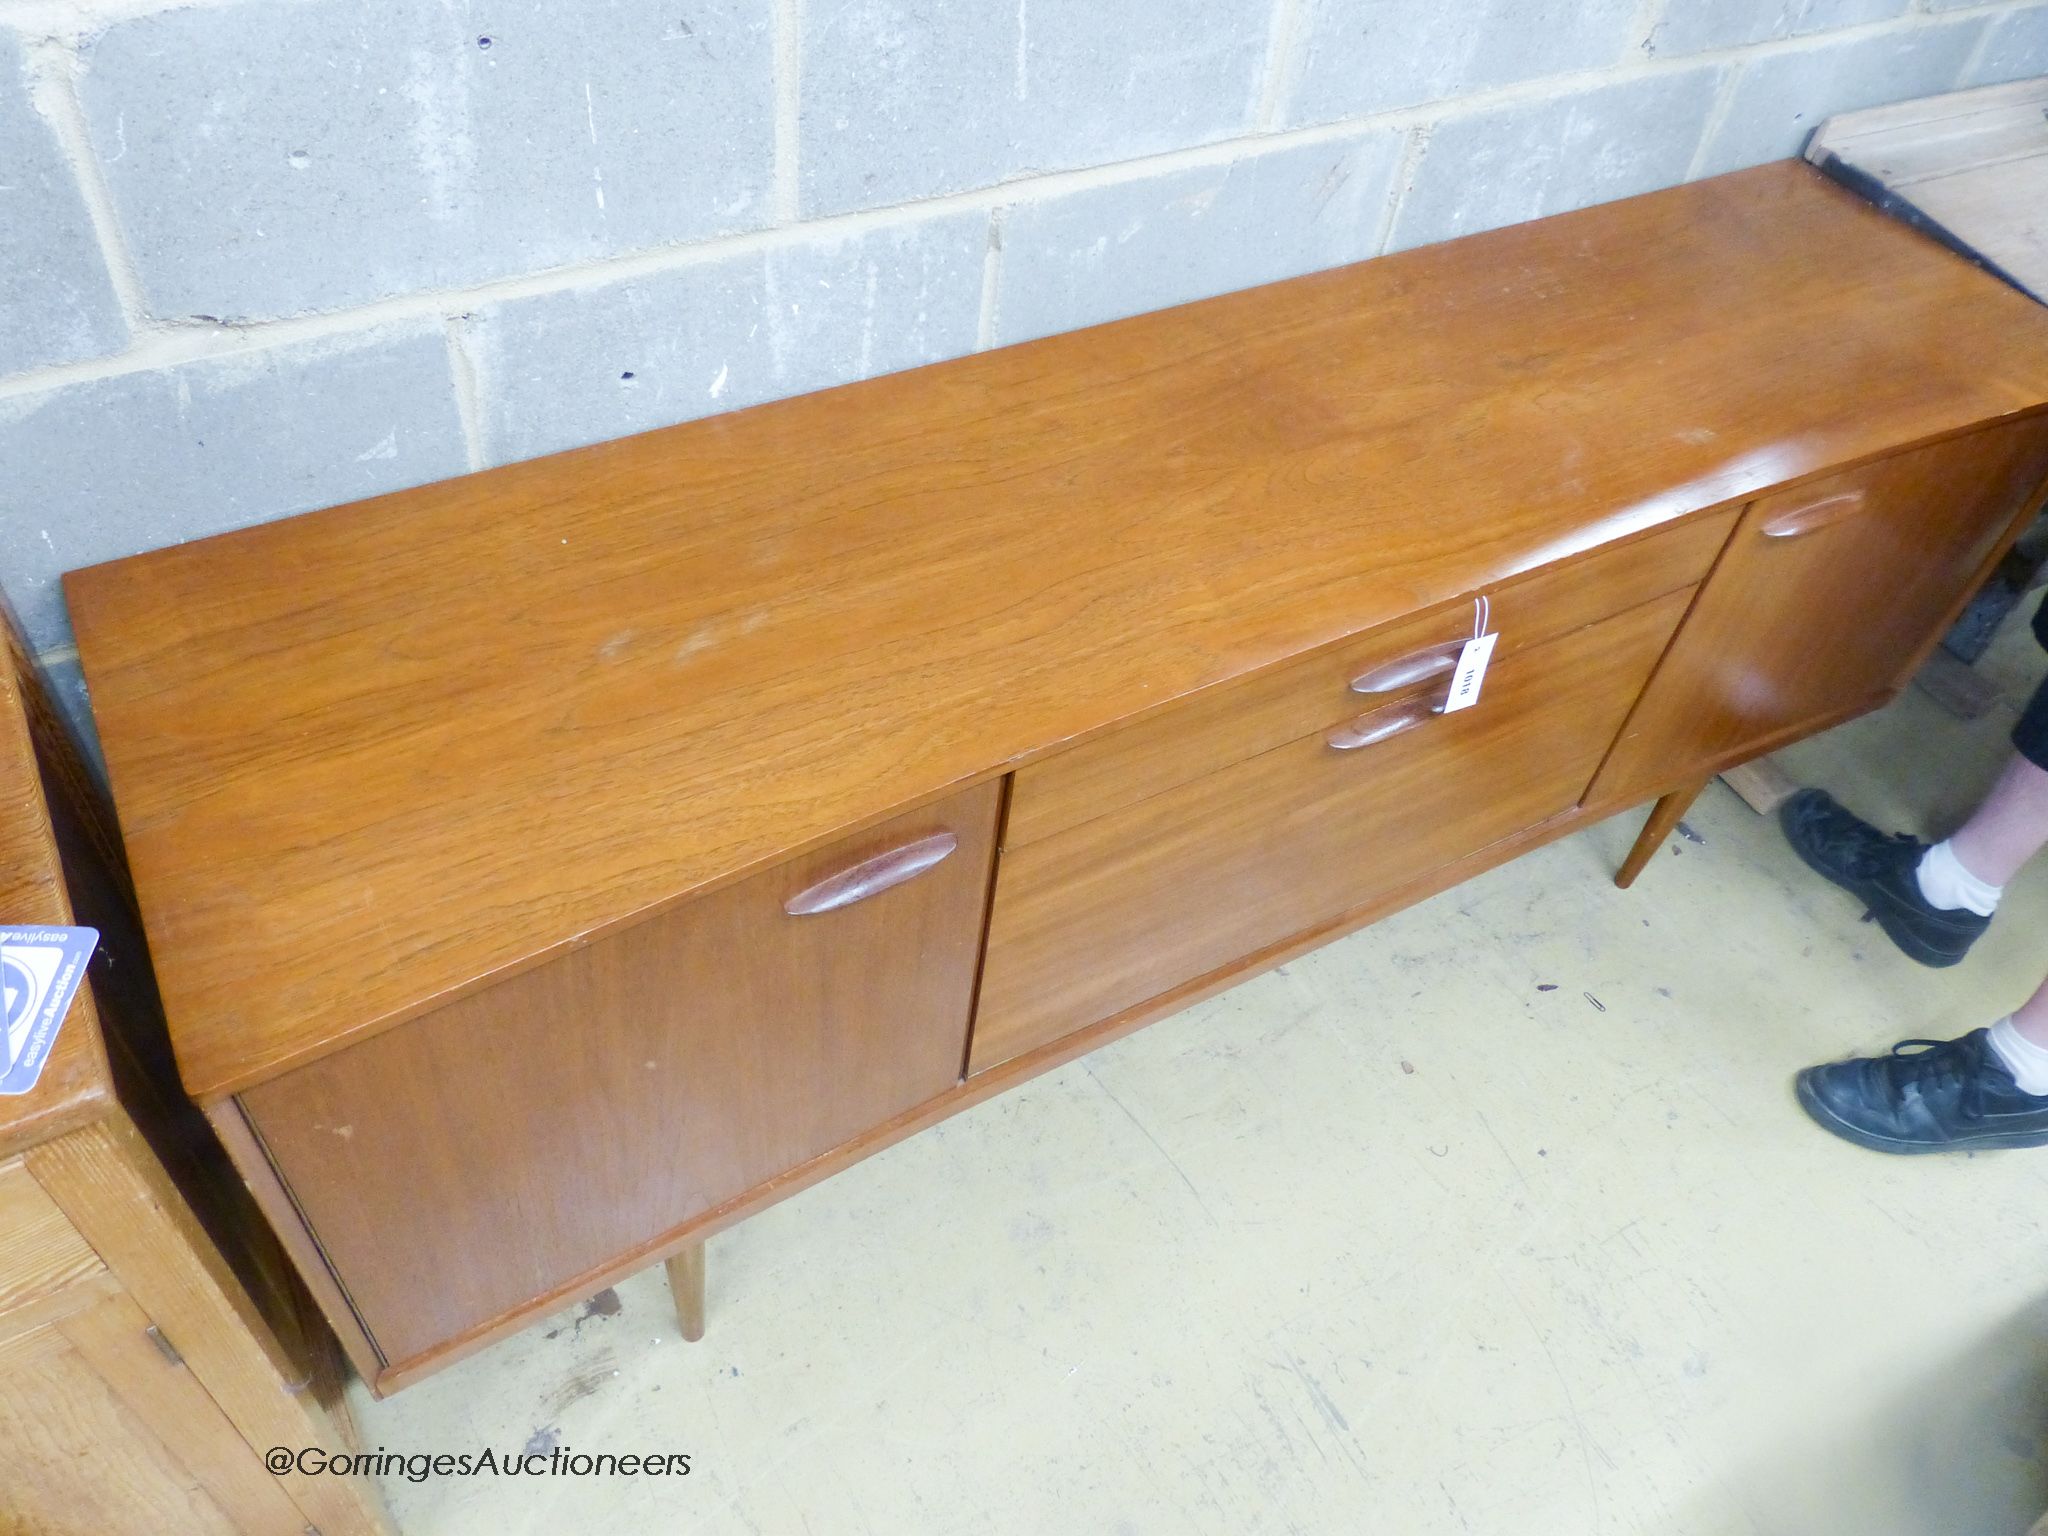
left=1988, top=1017, right=2048, bottom=1096
left=1916, top=839, right=2002, bottom=916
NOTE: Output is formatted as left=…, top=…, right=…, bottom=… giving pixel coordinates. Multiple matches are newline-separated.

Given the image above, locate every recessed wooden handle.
left=1349, top=640, right=1464, bottom=694
left=1760, top=490, right=1866, bottom=540
left=1325, top=697, right=1437, bottom=751
left=783, top=831, right=958, bottom=915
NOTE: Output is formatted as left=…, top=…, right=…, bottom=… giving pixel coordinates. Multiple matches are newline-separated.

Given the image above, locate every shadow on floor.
left=1696, top=1286, right=2048, bottom=1534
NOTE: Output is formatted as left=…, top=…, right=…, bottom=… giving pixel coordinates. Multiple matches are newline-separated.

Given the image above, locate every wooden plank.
left=58, top=1286, right=308, bottom=1535
left=63, top=164, right=2048, bottom=1101
left=1807, top=77, right=2048, bottom=184
left=0, top=1315, right=75, bottom=1365
left=1907, top=158, right=2048, bottom=299
left=0, top=1266, right=121, bottom=1344
left=1914, top=646, right=2005, bottom=719
left=1807, top=78, right=2048, bottom=301
left=0, top=1154, right=102, bottom=1321
left=27, top=1118, right=391, bottom=1536
left=0, top=1317, right=241, bottom=1536
left=1719, top=757, right=1803, bottom=816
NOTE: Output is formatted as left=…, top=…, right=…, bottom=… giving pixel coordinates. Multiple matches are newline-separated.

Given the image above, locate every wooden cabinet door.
left=1591, top=419, right=2048, bottom=808
left=241, top=780, right=1001, bottom=1373
left=0, top=1159, right=308, bottom=1536
left=0, top=1291, right=307, bottom=1536
left=970, top=589, right=1691, bottom=1074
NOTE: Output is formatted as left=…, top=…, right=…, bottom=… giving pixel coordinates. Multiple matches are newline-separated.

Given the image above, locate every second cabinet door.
left=969, top=588, right=1692, bottom=1074
left=1591, top=419, right=2048, bottom=809
left=240, top=779, right=1002, bottom=1373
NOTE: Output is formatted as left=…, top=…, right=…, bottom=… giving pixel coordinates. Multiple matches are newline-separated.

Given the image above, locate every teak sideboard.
left=65, top=163, right=2048, bottom=1395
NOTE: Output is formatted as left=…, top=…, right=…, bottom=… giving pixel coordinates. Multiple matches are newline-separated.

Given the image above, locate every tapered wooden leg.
left=664, top=1242, right=706, bottom=1343
left=1615, top=775, right=1710, bottom=889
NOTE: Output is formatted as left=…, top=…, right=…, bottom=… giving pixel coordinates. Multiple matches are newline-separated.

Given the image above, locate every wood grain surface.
left=356, top=787, right=1625, bottom=1393
left=27, top=1117, right=391, bottom=1536
left=0, top=589, right=390, bottom=1532
left=1590, top=415, right=2048, bottom=810
left=0, top=621, right=114, bottom=1159
left=1807, top=77, right=2048, bottom=302
left=0, top=1307, right=246, bottom=1536
left=1004, top=512, right=1735, bottom=848
left=0, top=1156, right=101, bottom=1319
left=972, top=587, right=1692, bottom=1072
left=52, top=1285, right=309, bottom=1535
left=64, top=162, right=2048, bottom=1099
left=239, top=781, right=1000, bottom=1369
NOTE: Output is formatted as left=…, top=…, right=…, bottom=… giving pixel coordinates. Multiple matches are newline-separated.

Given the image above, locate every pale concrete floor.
left=355, top=621, right=2048, bottom=1536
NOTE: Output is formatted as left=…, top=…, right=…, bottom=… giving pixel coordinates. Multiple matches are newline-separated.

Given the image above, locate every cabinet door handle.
left=1760, top=490, right=1866, bottom=540
left=1326, top=698, right=1436, bottom=751
left=784, top=831, right=958, bottom=915
left=1349, top=641, right=1463, bottom=694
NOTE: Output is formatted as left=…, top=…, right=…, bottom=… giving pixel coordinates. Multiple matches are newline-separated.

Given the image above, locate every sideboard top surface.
left=65, top=162, right=2048, bottom=1098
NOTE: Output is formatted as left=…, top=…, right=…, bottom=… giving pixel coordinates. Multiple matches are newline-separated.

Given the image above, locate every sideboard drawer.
left=971, top=589, right=1691, bottom=1073
left=1005, top=509, right=1736, bottom=849
left=239, top=780, right=1001, bottom=1372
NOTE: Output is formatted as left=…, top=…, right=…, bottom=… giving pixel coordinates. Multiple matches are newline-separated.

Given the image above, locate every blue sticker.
left=0, top=926, right=97, bottom=1096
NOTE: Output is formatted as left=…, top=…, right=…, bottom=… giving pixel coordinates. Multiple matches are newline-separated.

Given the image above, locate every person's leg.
left=1779, top=668, right=2048, bottom=965
left=1978, top=970, right=2048, bottom=1095
left=2015, top=968, right=2048, bottom=1044
left=1795, top=702, right=2048, bottom=1150
left=1792, top=607, right=2048, bottom=1152
left=1779, top=786, right=1995, bottom=965
left=1913, top=673, right=2048, bottom=905
left=1948, top=749, right=2048, bottom=888
left=1798, top=965, right=2048, bottom=1153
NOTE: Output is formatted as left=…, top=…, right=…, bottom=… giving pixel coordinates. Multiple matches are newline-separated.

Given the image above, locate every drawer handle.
left=1349, top=641, right=1463, bottom=695
left=1326, top=698, right=1436, bottom=751
left=1760, top=490, right=1866, bottom=540
left=783, top=831, right=959, bottom=915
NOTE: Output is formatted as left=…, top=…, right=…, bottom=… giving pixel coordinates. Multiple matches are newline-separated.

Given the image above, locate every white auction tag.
left=1440, top=630, right=1498, bottom=714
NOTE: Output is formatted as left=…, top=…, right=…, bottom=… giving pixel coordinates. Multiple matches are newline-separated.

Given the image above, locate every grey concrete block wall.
left=0, top=325, right=467, bottom=650
left=1693, top=16, right=1989, bottom=174
left=3, top=0, right=2044, bottom=765
left=78, top=0, right=777, bottom=321
left=1388, top=68, right=1726, bottom=252
left=1283, top=0, right=1644, bottom=127
left=800, top=0, right=1271, bottom=216
left=1970, top=3, right=2048, bottom=82
left=472, top=209, right=987, bottom=463
left=992, top=128, right=1405, bottom=345
left=1648, top=0, right=1912, bottom=56
left=0, top=32, right=124, bottom=374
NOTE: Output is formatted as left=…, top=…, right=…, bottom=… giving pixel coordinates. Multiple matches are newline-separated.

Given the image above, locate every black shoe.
left=1797, top=1030, right=2048, bottom=1153
left=1778, top=788, right=1989, bottom=967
